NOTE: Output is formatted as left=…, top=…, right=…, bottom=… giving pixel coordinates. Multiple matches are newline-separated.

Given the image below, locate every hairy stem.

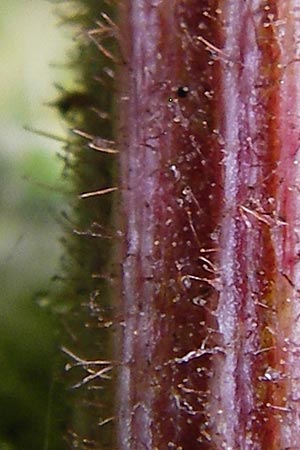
left=117, top=1, right=300, bottom=449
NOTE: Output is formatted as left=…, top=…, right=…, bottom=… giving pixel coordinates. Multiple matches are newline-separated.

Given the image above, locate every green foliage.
left=0, top=1, right=71, bottom=449
left=1, top=0, right=118, bottom=447
left=52, top=0, right=119, bottom=448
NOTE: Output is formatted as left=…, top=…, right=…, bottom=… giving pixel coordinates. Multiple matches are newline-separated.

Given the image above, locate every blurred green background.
left=0, top=1, right=73, bottom=448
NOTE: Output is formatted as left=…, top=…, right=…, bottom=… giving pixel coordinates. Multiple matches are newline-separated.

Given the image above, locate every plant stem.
left=118, top=1, right=300, bottom=448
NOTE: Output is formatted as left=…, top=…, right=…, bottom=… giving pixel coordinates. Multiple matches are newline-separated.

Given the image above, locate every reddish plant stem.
left=118, top=1, right=300, bottom=448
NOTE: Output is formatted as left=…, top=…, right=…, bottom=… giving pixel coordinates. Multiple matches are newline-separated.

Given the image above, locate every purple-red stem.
left=117, top=2, right=300, bottom=448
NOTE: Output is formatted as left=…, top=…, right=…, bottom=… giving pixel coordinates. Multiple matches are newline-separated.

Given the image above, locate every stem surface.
left=118, top=1, right=300, bottom=448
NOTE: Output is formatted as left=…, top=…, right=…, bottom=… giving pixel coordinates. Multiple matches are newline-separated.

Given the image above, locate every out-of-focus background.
left=0, top=1, right=73, bottom=448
